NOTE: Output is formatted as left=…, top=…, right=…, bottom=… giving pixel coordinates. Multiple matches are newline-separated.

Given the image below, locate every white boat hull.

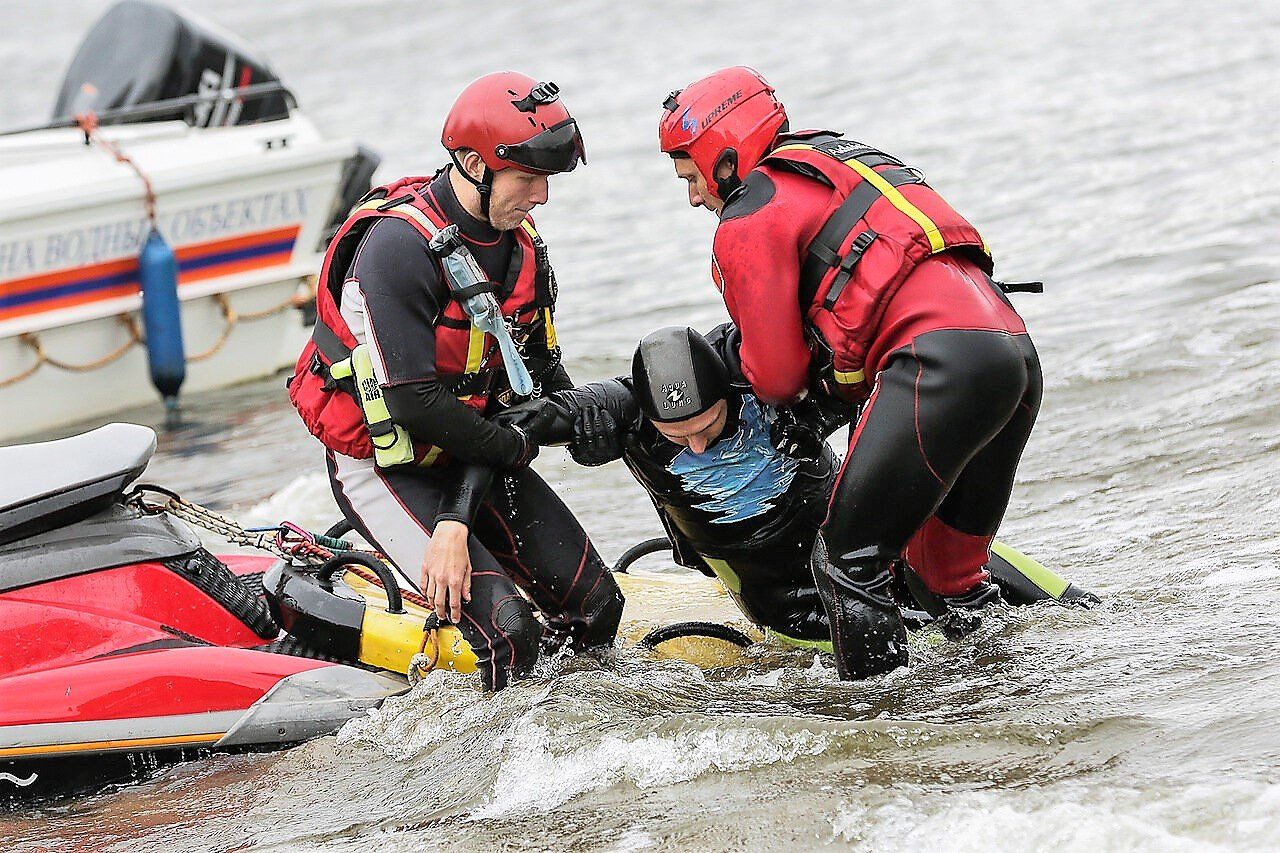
left=0, top=115, right=356, bottom=443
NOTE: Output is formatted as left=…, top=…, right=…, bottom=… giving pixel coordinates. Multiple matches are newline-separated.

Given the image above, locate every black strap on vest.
left=996, top=280, right=1044, bottom=294
left=311, top=319, right=352, bottom=364
left=449, top=281, right=497, bottom=302
left=797, top=161, right=926, bottom=310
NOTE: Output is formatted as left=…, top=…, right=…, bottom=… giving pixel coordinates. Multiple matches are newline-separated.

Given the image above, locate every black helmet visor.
left=497, top=118, right=586, bottom=174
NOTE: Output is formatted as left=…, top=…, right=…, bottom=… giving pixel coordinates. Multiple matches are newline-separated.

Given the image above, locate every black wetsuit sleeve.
left=435, top=464, right=494, bottom=527
left=351, top=219, right=524, bottom=468
left=383, top=382, right=523, bottom=467
left=547, top=378, right=640, bottom=429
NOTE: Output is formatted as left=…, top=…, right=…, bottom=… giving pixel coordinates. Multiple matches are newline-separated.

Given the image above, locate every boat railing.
left=0, top=81, right=298, bottom=138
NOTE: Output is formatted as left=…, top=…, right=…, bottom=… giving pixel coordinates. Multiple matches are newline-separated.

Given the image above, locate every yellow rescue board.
left=340, top=569, right=755, bottom=677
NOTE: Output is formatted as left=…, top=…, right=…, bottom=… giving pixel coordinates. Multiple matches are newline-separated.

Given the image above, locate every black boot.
left=811, top=536, right=909, bottom=680
left=938, top=580, right=1003, bottom=639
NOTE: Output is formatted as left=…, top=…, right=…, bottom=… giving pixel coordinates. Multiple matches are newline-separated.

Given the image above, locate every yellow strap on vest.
left=519, top=219, right=539, bottom=240
left=352, top=195, right=440, bottom=238
left=832, top=368, right=865, bottom=385
left=543, top=308, right=558, bottom=350
left=840, top=158, right=946, bottom=253
left=773, top=143, right=947, bottom=253
left=465, top=325, right=487, bottom=374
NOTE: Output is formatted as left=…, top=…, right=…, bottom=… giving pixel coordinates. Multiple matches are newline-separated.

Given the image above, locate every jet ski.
left=0, top=423, right=417, bottom=800
left=0, top=423, right=735, bottom=801
left=0, top=423, right=1096, bottom=801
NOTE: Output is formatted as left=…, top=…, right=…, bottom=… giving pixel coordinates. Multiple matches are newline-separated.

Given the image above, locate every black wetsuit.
left=326, top=169, right=623, bottom=691
left=529, top=326, right=845, bottom=643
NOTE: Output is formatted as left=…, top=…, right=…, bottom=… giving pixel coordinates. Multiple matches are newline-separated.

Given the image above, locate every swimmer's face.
left=652, top=399, right=729, bottom=454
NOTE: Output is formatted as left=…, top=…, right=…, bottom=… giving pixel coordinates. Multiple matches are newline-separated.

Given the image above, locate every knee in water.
left=581, top=576, right=625, bottom=648
left=493, top=596, right=542, bottom=675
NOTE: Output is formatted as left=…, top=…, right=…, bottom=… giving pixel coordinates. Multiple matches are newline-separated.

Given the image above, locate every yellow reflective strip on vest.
left=465, top=324, right=486, bottom=374
left=841, top=158, right=946, bottom=253
left=833, top=368, right=865, bottom=385
left=419, top=446, right=444, bottom=467
left=389, top=203, right=439, bottom=238
left=772, top=143, right=947, bottom=254
left=543, top=308, right=558, bottom=350
left=771, top=143, right=819, bottom=155
left=519, top=219, right=538, bottom=240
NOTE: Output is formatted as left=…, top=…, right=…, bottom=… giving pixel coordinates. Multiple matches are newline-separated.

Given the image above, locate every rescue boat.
left=0, top=0, right=379, bottom=442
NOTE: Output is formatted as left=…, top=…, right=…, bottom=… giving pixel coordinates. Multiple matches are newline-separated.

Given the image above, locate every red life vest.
left=759, top=132, right=993, bottom=401
left=287, top=175, right=554, bottom=465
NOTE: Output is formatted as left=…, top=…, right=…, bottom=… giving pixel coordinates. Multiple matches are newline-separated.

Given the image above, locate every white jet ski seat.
left=0, top=423, right=156, bottom=546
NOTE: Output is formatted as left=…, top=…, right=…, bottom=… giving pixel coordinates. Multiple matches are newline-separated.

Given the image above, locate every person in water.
left=287, top=72, right=623, bottom=691
left=656, top=68, right=1045, bottom=679
left=501, top=326, right=1091, bottom=649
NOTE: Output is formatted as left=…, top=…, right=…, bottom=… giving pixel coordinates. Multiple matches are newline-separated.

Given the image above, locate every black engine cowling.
left=52, top=0, right=289, bottom=126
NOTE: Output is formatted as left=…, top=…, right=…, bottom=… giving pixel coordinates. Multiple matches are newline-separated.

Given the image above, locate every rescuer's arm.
left=422, top=463, right=493, bottom=619
left=352, top=219, right=535, bottom=469
left=712, top=216, right=812, bottom=405
left=496, top=378, right=639, bottom=466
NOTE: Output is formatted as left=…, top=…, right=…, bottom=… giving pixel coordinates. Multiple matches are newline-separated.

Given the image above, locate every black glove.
left=569, top=405, right=623, bottom=467
left=494, top=399, right=565, bottom=445
left=717, top=324, right=752, bottom=391
left=501, top=423, right=540, bottom=470
left=769, top=408, right=825, bottom=463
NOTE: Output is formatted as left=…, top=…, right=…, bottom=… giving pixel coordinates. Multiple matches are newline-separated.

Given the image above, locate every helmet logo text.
left=700, top=90, right=743, bottom=129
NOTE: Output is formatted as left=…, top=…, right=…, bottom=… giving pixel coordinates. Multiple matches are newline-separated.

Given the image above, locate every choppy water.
left=4, top=0, right=1280, bottom=849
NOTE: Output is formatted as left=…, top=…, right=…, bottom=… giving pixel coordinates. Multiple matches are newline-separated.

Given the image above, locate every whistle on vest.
left=428, top=225, right=536, bottom=397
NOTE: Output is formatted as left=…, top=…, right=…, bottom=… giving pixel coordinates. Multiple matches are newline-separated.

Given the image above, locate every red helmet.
left=658, top=67, right=787, bottom=202
left=442, top=72, right=586, bottom=176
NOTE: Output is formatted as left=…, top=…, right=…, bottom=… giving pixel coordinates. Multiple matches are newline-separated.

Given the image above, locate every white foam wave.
left=242, top=472, right=340, bottom=530
left=473, top=721, right=833, bottom=820
left=830, top=778, right=1280, bottom=852
left=1200, top=562, right=1280, bottom=588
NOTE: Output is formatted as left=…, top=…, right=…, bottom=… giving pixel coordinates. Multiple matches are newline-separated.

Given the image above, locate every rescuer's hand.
left=769, top=408, right=825, bottom=463
left=569, top=405, right=623, bottom=466
left=501, top=423, right=541, bottom=469
left=422, top=520, right=472, bottom=623
left=495, top=399, right=564, bottom=445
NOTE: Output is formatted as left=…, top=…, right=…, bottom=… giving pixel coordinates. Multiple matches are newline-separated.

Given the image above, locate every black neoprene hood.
left=631, top=326, right=730, bottom=423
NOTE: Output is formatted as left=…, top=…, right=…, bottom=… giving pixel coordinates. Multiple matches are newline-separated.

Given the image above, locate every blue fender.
left=137, top=227, right=186, bottom=405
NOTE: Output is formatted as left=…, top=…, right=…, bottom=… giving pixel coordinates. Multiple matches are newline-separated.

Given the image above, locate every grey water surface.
left=2, top=0, right=1279, bottom=850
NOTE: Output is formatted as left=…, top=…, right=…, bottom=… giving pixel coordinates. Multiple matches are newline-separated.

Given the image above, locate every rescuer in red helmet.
left=657, top=67, right=1043, bottom=680
left=287, top=72, right=619, bottom=691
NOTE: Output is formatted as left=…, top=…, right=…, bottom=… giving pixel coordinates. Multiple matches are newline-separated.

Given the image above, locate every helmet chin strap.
left=449, top=152, right=495, bottom=223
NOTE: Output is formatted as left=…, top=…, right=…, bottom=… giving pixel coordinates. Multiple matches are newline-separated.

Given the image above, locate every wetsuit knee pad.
left=493, top=597, right=542, bottom=675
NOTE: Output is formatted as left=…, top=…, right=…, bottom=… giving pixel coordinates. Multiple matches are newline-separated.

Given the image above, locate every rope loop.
left=75, top=112, right=159, bottom=224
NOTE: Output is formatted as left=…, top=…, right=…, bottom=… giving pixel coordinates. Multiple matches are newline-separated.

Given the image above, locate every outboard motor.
left=52, top=0, right=290, bottom=126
